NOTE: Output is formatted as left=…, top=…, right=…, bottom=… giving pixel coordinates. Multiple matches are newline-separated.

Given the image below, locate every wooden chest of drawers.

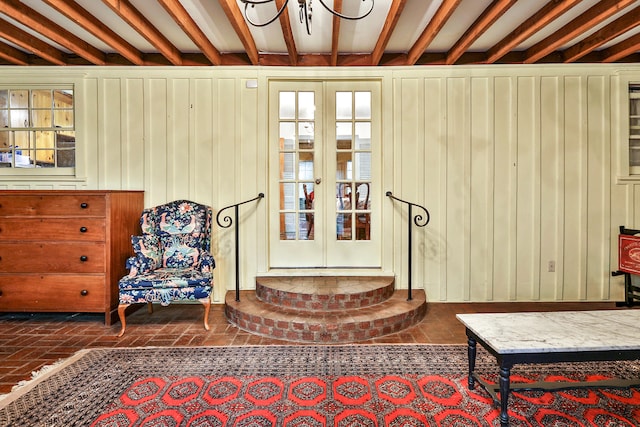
left=0, top=190, right=144, bottom=325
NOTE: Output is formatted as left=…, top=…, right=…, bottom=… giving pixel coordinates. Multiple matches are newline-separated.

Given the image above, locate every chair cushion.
left=131, top=234, right=162, bottom=271
left=118, top=268, right=212, bottom=306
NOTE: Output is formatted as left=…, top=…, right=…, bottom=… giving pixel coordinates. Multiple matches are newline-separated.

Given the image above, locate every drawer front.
left=0, top=218, right=106, bottom=241
left=0, top=195, right=106, bottom=217
left=0, top=274, right=105, bottom=312
left=0, top=242, right=105, bottom=273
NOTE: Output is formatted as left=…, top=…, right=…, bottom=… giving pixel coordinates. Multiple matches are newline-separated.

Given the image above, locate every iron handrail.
left=386, top=191, right=430, bottom=300
left=216, top=193, right=264, bottom=302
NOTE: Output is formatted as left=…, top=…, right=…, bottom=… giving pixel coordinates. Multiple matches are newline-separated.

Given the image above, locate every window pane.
left=336, top=92, right=352, bottom=120
left=53, top=89, right=73, bottom=108
left=336, top=122, right=352, bottom=149
left=280, top=213, right=296, bottom=240
left=10, top=90, right=28, bottom=108
left=32, top=90, right=52, bottom=108
left=298, top=152, right=314, bottom=180
left=279, top=92, right=295, bottom=119
left=298, top=122, right=314, bottom=149
left=279, top=122, right=295, bottom=149
left=10, top=110, right=28, bottom=127
left=0, top=90, right=7, bottom=108
left=32, top=110, right=52, bottom=127
left=298, top=92, right=314, bottom=120
left=336, top=152, right=352, bottom=180
left=355, top=122, right=371, bottom=149
left=280, top=183, right=296, bottom=210
left=299, top=213, right=313, bottom=240
left=280, top=152, right=295, bottom=179
left=54, top=109, right=73, bottom=128
left=355, top=152, right=371, bottom=180
left=336, top=183, right=352, bottom=211
left=355, top=182, right=370, bottom=209
left=56, top=133, right=75, bottom=167
left=355, top=92, right=371, bottom=119
left=0, top=110, right=7, bottom=128
left=336, top=213, right=351, bottom=240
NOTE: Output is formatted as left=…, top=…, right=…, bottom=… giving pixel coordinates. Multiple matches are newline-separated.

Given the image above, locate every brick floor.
left=0, top=300, right=622, bottom=394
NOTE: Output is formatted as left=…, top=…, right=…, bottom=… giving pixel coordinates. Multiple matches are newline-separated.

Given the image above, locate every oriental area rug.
left=1, top=344, right=640, bottom=426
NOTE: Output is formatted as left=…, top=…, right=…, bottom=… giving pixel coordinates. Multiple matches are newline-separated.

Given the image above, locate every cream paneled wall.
left=0, top=65, right=638, bottom=303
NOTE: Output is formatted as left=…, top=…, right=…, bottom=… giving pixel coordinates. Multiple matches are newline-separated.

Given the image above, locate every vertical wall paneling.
left=145, top=79, right=169, bottom=206
left=563, top=76, right=588, bottom=300
left=492, top=77, right=518, bottom=301
left=515, top=77, right=541, bottom=300
left=239, top=79, right=260, bottom=293
left=3, top=64, right=638, bottom=303
left=214, top=78, right=237, bottom=301
left=99, top=78, right=122, bottom=189
left=539, top=76, right=564, bottom=300
left=445, top=77, right=470, bottom=301
left=469, top=77, right=494, bottom=301
left=167, top=79, right=191, bottom=200
left=422, top=77, right=446, bottom=300
left=396, top=78, right=420, bottom=290
left=122, top=79, right=144, bottom=190
left=586, top=76, right=611, bottom=300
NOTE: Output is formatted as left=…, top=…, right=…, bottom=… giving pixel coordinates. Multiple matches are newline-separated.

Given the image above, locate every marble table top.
left=456, top=310, right=640, bottom=354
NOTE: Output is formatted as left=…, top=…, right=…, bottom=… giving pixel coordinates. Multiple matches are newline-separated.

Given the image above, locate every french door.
left=268, top=80, right=381, bottom=268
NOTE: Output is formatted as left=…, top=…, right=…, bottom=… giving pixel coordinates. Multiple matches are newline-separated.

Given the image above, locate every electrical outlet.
left=548, top=261, right=555, bottom=272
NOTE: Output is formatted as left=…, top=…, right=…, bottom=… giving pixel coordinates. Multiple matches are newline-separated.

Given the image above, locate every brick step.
left=255, top=275, right=395, bottom=311
left=225, top=288, right=427, bottom=343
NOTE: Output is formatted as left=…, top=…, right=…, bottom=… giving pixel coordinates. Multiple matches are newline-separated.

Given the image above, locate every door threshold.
left=261, top=268, right=390, bottom=277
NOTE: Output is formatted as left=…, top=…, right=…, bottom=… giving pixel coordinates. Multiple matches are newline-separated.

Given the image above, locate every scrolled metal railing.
left=216, top=193, right=264, bottom=302
left=386, top=191, right=430, bottom=301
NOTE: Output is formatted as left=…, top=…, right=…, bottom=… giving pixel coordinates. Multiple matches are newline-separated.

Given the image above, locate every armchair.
left=117, top=200, right=214, bottom=337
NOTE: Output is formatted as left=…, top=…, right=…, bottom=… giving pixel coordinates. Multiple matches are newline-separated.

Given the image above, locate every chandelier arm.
left=241, top=0, right=290, bottom=28
left=301, top=1, right=311, bottom=35
left=316, top=0, right=374, bottom=20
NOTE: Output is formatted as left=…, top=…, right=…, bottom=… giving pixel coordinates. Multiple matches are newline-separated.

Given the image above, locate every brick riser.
left=255, top=276, right=395, bottom=311
left=225, top=282, right=427, bottom=344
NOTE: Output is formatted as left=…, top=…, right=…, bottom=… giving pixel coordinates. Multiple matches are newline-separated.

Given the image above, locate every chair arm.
left=126, top=255, right=156, bottom=277
left=199, top=251, right=216, bottom=273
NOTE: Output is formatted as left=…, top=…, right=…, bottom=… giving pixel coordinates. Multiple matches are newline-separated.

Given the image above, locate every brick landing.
left=225, top=276, right=427, bottom=343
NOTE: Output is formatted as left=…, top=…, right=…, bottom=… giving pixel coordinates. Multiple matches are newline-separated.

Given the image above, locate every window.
left=0, top=88, right=75, bottom=170
left=630, top=84, right=640, bottom=169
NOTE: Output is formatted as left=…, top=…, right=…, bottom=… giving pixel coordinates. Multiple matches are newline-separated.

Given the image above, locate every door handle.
left=315, top=178, right=322, bottom=185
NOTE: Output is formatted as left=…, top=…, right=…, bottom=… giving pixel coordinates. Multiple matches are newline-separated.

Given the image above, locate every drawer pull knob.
left=80, top=255, right=88, bottom=262
left=80, top=289, right=88, bottom=296
left=80, top=227, right=88, bottom=233
left=80, top=202, right=88, bottom=209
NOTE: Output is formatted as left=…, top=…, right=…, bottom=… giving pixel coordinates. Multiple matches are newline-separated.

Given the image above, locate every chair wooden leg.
left=117, top=304, right=128, bottom=337
left=200, top=298, right=211, bottom=331
left=147, top=302, right=153, bottom=314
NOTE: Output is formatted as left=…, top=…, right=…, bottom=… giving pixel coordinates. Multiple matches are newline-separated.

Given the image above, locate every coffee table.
left=456, top=310, right=640, bottom=426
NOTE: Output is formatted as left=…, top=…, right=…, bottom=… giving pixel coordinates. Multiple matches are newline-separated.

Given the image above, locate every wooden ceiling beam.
left=275, top=0, right=298, bottom=66
left=0, top=39, right=29, bottom=65
left=43, top=0, right=143, bottom=65
left=485, top=0, right=581, bottom=64
left=446, top=0, right=518, bottom=65
left=524, top=0, right=636, bottom=64
left=157, top=0, right=221, bottom=66
left=331, top=0, right=342, bottom=66
left=0, top=17, right=67, bottom=65
left=600, top=30, right=640, bottom=63
left=101, top=0, right=182, bottom=66
left=407, top=0, right=462, bottom=65
left=562, top=6, right=640, bottom=63
left=371, top=0, right=406, bottom=66
left=218, top=0, right=260, bottom=65
left=0, top=0, right=106, bottom=65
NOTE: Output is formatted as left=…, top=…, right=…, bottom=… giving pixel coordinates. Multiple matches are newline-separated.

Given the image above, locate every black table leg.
left=467, top=336, right=476, bottom=389
left=499, top=364, right=511, bottom=427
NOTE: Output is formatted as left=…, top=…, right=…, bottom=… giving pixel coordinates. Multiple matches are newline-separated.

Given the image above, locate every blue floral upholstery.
left=117, top=200, right=214, bottom=336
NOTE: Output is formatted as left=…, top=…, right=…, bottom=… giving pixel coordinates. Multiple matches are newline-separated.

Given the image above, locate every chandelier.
left=239, top=0, right=375, bottom=35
